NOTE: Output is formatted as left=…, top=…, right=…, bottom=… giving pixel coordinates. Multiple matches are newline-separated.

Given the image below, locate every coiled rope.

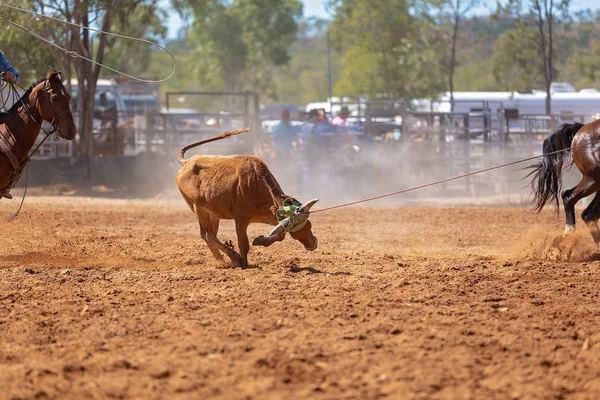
left=0, top=2, right=176, bottom=83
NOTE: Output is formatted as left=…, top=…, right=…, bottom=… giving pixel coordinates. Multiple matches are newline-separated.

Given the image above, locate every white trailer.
left=437, top=83, right=600, bottom=121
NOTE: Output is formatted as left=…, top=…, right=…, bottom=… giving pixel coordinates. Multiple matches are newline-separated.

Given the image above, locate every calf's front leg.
left=235, top=218, right=250, bottom=269
left=252, top=227, right=286, bottom=248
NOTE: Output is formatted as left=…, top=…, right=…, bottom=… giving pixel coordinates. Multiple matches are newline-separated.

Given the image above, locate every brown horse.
left=0, top=69, right=76, bottom=199
left=528, top=120, right=600, bottom=245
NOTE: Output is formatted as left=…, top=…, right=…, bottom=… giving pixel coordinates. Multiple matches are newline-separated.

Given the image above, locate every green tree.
left=179, top=0, right=302, bottom=102
left=500, top=0, right=572, bottom=113
left=563, top=41, right=600, bottom=89
left=0, top=1, right=62, bottom=83
left=271, top=17, right=342, bottom=105
left=1, top=1, right=165, bottom=159
left=491, top=28, right=543, bottom=92
left=100, top=4, right=167, bottom=79
left=434, top=0, right=480, bottom=110
left=560, top=10, right=600, bottom=89
left=328, top=0, right=444, bottom=100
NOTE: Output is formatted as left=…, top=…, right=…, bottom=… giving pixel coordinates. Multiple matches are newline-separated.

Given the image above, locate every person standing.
left=272, top=109, right=298, bottom=157
left=331, top=106, right=350, bottom=126
left=271, top=109, right=300, bottom=191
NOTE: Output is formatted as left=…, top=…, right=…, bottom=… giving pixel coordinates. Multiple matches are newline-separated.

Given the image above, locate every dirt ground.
left=1, top=196, right=600, bottom=400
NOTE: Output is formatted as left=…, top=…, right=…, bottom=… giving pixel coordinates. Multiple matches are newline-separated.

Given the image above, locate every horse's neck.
left=4, top=103, right=42, bottom=162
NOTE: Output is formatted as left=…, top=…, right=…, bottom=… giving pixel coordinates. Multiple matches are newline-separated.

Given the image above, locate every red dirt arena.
left=1, top=195, right=599, bottom=399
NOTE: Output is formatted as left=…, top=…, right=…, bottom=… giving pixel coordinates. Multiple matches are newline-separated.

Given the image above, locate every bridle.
left=41, top=76, right=73, bottom=137
left=18, top=74, right=74, bottom=140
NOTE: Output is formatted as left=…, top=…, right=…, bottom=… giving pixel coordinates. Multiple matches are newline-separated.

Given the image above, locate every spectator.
left=332, top=106, right=350, bottom=126
left=272, top=109, right=298, bottom=151
left=306, top=109, right=319, bottom=123
left=272, top=109, right=300, bottom=193
left=317, top=108, right=328, bottom=123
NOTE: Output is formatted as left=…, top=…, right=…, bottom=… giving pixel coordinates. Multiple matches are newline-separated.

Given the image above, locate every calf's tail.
left=178, top=128, right=250, bottom=166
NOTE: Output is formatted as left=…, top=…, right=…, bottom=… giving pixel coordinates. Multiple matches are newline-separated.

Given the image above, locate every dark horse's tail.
left=527, top=122, right=584, bottom=214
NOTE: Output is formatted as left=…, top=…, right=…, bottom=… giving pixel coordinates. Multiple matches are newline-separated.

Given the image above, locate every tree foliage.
left=0, top=1, right=59, bottom=82
left=328, top=0, right=445, bottom=99
left=100, top=4, right=167, bottom=79
left=179, top=0, right=302, bottom=99
left=433, top=0, right=480, bottom=110
left=2, top=0, right=164, bottom=156
left=5, top=0, right=600, bottom=123
left=491, top=27, right=543, bottom=92
left=496, top=0, right=572, bottom=113
left=271, top=17, right=342, bottom=105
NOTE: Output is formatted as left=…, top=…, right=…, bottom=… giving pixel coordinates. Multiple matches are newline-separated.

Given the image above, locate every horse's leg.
left=581, top=192, right=600, bottom=248
left=562, top=176, right=600, bottom=233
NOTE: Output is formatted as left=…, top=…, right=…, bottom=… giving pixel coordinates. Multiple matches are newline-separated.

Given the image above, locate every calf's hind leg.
left=199, top=225, right=224, bottom=262
left=195, top=209, right=242, bottom=266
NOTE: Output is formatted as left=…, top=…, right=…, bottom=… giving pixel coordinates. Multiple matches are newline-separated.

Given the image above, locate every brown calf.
left=176, top=129, right=318, bottom=268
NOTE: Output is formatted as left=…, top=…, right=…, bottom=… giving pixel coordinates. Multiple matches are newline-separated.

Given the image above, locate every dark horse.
left=0, top=69, right=76, bottom=199
left=528, top=120, right=600, bottom=245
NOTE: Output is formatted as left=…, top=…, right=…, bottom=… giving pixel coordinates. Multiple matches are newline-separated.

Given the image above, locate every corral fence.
left=25, top=96, right=595, bottom=201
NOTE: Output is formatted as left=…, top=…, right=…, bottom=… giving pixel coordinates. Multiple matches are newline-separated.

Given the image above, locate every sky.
left=163, top=0, right=330, bottom=38
left=164, top=0, right=600, bottom=39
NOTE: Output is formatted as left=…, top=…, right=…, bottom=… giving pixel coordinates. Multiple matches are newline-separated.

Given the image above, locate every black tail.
left=527, top=122, right=584, bottom=214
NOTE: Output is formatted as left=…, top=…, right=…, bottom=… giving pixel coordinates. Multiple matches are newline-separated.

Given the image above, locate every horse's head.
left=32, top=68, right=76, bottom=140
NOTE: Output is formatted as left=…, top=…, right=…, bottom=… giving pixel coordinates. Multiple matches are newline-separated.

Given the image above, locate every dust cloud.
left=123, top=127, right=589, bottom=210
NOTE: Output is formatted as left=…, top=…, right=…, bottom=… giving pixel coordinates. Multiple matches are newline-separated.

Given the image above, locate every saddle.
left=0, top=112, right=10, bottom=125
left=0, top=123, right=20, bottom=200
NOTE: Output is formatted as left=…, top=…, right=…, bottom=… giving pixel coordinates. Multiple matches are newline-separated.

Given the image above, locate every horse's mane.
left=6, top=78, right=45, bottom=114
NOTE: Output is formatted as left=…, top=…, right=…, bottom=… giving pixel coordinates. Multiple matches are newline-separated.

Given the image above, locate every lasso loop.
left=0, top=2, right=176, bottom=83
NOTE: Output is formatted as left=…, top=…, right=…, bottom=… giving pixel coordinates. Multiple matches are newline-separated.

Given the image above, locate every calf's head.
left=254, top=198, right=319, bottom=250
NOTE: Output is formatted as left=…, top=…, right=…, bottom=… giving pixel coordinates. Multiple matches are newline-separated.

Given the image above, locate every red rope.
left=311, top=139, right=599, bottom=214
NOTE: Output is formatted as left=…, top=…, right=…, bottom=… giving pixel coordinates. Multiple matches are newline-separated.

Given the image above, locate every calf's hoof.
left=231, top=256, right=248, bottom=269
left=252, top=235, right=267, bottom=246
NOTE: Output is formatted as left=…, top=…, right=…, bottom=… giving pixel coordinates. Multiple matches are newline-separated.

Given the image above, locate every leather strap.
left=0, top=125, right=20, bottom=171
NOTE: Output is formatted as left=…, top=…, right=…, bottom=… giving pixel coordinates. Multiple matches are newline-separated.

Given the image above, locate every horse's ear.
left=45, top=67, right=58, bottom=80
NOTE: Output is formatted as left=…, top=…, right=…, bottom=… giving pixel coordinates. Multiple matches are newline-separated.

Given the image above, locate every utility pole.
left=327, top=31, right=333, bottom=116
